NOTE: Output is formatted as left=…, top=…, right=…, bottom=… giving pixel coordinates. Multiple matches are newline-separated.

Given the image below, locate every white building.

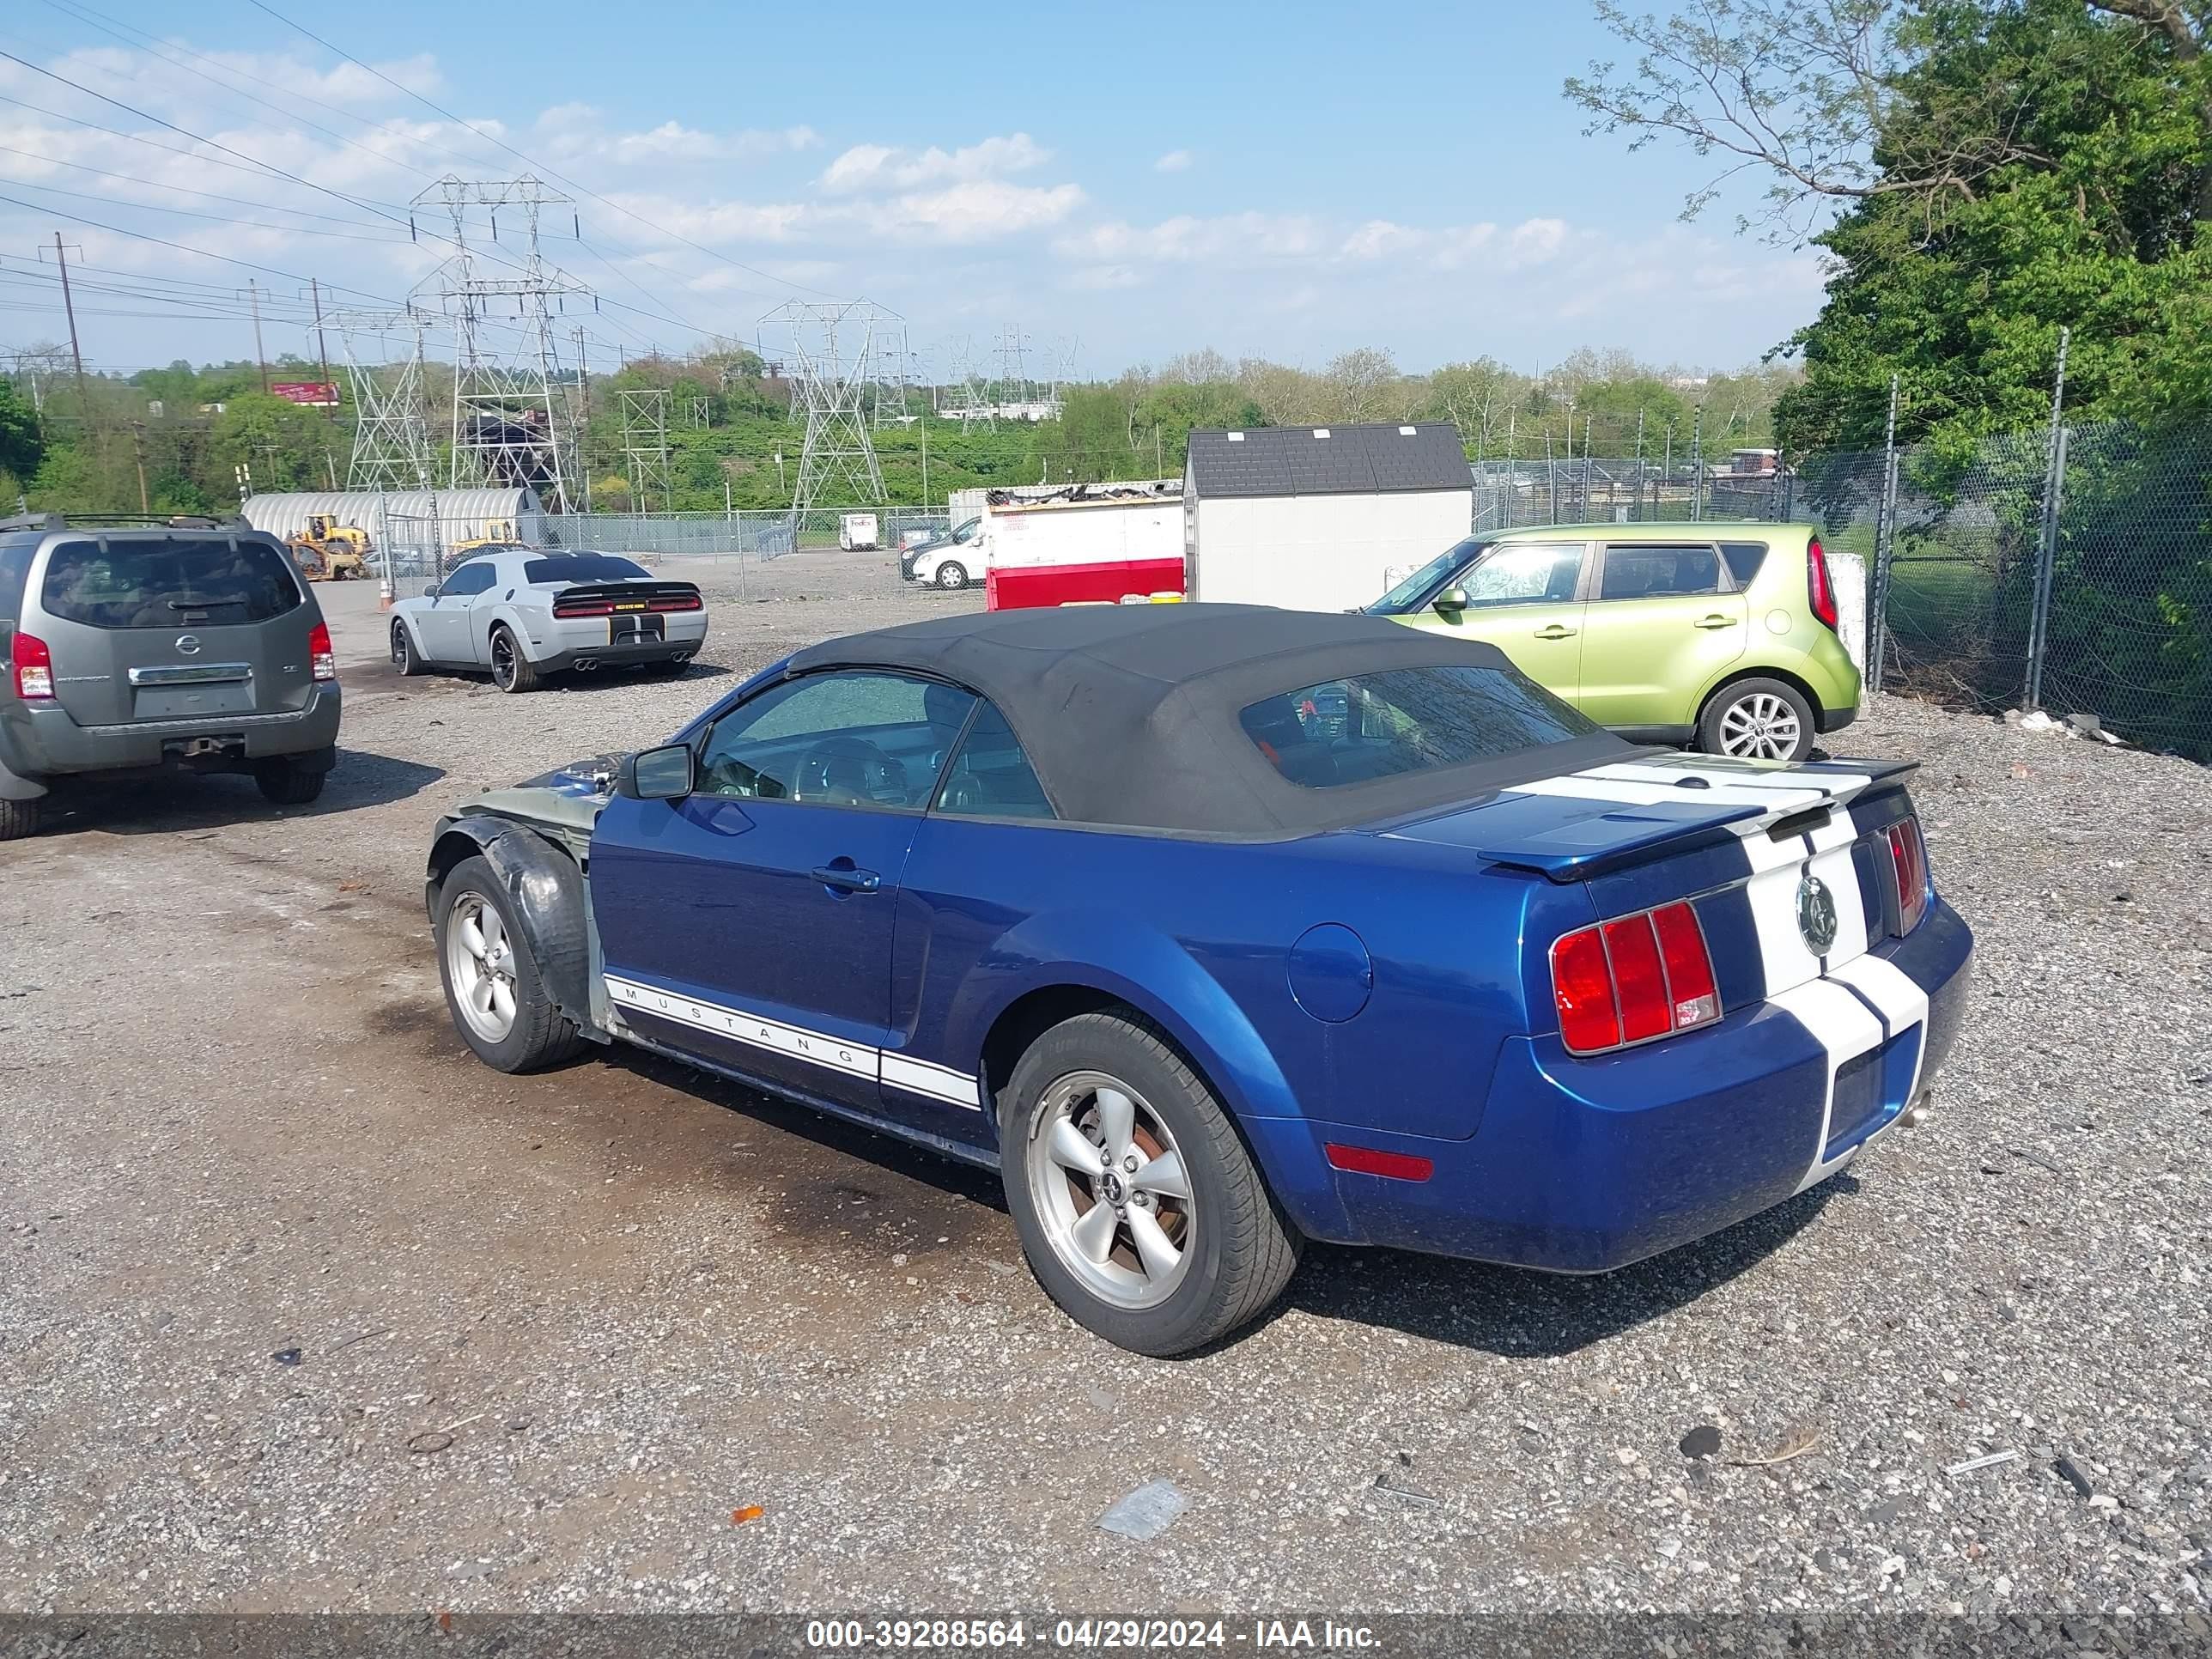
left=1182, top=423, right=1473, bottom=612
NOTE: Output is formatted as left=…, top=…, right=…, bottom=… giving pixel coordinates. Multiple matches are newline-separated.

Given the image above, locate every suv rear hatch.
left=31, top=533, right=320, bottom=727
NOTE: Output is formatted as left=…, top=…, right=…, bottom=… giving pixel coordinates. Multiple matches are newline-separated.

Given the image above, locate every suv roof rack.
left=0, top=511, right=247, bottom=533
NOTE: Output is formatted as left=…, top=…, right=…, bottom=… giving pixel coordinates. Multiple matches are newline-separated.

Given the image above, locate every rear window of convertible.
left=1240, top=665, right=1599, bottom=788
left=40, top=537, right=302, bottom=629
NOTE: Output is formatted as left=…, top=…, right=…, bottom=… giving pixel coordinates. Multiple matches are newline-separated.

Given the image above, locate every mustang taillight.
left=1886, top=817, right=1929, bottom=935
left=10, top=631, right=54, bottom=700
left=307, top=621, right=337, bottom=683
left=1551, top=900, right=1722, bottom=1055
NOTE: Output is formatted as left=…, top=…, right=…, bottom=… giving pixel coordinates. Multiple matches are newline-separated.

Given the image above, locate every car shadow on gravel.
left=1274, top=1178, right=1854, bottom=1358
left=30, top=746, right=446, bottom=839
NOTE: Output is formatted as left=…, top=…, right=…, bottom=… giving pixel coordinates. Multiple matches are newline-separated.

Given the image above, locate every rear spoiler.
left=1444, top=756, right=1921, bottom=882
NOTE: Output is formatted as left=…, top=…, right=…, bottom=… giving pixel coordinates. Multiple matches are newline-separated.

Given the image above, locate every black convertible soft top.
left=782, top=603, right=1632, bottom=836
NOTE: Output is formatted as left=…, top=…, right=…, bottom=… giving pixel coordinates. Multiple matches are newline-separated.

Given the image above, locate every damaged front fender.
left=424, top=814, right=606, bottom=1041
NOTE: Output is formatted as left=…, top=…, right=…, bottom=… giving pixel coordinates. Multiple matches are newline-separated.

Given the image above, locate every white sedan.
left=388, top=550, right=708, bottom=694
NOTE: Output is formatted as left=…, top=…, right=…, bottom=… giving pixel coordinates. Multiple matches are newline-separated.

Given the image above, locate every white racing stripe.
left=1828, top=954, right=1932, bottom=1106
left=1766, top=979, right=1889, bottom=1195
left=605, top=974, right=982, bottom=1109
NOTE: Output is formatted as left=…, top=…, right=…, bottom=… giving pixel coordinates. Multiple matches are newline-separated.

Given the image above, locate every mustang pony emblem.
left=1796, top=873, right=1839, bottom=955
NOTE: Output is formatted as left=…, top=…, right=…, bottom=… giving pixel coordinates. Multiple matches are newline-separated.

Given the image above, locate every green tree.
left=0, top=379, right=42, bottom=483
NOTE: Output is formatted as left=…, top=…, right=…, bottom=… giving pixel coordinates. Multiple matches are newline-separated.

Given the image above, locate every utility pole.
left=571, top=326, right=593, bottom=512
left=129, top=422, right=149, bottom=513
left=40, top=234, right=89, bottom=414
left=301, top=278, right=334, bottom=418
left=245, top=280, right=270, bottom=393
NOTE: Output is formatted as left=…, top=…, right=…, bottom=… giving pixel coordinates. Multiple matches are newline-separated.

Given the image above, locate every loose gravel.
left=0, top=548, right=2205, bottom=1618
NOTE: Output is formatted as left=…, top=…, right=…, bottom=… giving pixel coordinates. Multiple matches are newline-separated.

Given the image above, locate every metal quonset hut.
left=1182, top=422, right=1473, bottom=612
left=240, top=489, right=544, bottom=574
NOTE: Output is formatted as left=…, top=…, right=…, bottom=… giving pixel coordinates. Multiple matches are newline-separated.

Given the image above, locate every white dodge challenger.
left=388, top=550, right=708, bottom=694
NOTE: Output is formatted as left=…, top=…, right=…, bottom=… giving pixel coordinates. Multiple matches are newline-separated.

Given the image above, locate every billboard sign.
left=270, top=381, right=340, bottom=407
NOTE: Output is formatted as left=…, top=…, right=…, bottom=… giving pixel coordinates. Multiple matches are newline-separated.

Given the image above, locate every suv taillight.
left=1807, top=537, right=1840, bottom=632
left=1886, top=817, right=1929, bottom=935
left=1550, top=900, right=1722, bottom=1055
left=308, top=621, right=337, bottom=683
left=10, top=632, right=53, bottom=700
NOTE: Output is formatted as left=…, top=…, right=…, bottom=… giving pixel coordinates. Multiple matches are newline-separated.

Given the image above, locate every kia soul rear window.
left=1240, top=664, right=1598, bottom=788
left=40, top=538, right=303, bottom=629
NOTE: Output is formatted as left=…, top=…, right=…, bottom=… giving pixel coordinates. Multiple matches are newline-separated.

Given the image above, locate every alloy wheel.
left=1717, top=692, right=1802, bottom=759
left=1025, top=1069, right=1194, bottom=1310
left=490, top=631, right=517, bottom=690
left=447, top=893, right=518, bottom=1042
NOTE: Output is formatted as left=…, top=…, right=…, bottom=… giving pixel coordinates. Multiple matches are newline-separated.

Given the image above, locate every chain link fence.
left=364, top=506, right=955, bottom=599
left=1472, top=456, right=1799, bottom=531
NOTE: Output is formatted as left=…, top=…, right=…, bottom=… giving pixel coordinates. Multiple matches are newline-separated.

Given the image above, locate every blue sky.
left=0, top=0, right=1827, bottom=379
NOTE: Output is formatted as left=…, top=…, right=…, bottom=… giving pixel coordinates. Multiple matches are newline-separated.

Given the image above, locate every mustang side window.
left=694, top=670, right=975, bottom=810
left=934, top=701, right=1054, bottom=820
left=1598, top=544, right=1724, bottom=600
left=1241, top=665, right=1598, bottom=788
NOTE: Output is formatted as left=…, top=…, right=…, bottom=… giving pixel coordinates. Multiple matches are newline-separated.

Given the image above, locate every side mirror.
left=619, top=743, right=695, bottom=800
left=423, top=583, right=441, bottom=599
left=1433, top=586, right=1470, bottom=616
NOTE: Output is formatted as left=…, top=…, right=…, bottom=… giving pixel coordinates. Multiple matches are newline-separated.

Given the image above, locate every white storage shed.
left=1182, top=423, right=1472, bottom=612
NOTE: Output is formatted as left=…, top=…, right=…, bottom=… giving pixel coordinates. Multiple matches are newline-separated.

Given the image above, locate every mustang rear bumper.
left=1247, top=897, right=1972, bottom=1272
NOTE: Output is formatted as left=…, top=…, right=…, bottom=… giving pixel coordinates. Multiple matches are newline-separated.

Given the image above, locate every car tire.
left=0, top=797, right=40, bottom=840
left=489, top=625, right=538, bottom=694
left=434, top=854, right=586, bottom=1073
left=934, top=562, right=969, bottom=591
left=391, top=621, right=423, bottom=677
left=1698, top=677, right=1816, bottom=763
left=254, top=757, right=327, bottom=805
left=1000, top=1010, right=1300, bottom=1356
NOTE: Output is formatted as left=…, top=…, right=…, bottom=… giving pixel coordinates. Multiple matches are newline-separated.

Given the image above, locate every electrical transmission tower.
left=995, top=324, right=1032, bottom=412
left=871, top=325, right=918, bottom=430
left=410, top=176, right=592, bottom=510
left=618, top=388, right=672, bottom=513
left=335, top=308, right=436, bottom=490
left=945, top=335, right=994, bottom=431
left=763, top=300, right=895, bottom=509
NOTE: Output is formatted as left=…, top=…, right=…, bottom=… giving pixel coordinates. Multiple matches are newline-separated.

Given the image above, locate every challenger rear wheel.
left=489, top=625, right=538, bottom=694
left=1000, top=1012, right=1299, bottom=1356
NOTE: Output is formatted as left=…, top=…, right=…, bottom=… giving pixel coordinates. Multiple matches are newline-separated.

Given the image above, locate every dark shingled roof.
left=1186, top=422, right=1470, bottom=500
left=781, top=603, right=1625, bottom=836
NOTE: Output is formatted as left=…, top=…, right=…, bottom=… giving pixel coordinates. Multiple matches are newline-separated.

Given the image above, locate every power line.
left=241, top=0, right=851, bottom=307
left=0, top=174, right=412, bottom=243
left=0, top=190, right=399, bottom=300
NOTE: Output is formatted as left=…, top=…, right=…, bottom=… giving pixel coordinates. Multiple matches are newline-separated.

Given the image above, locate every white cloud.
left=820, top=133, right=1049, bottom=193
left=1063, top=264, right=1145, bottom=291
left=1054, top=211, right=1323, bottom=265
left=535, top=103, right=818, bottom=166
left=1153, top=149, right=1192, bottom=173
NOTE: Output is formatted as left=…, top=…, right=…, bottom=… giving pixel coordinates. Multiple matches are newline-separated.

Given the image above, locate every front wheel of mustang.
left=434, top=854, right=585, bottom=1073
left=1000, top=1011, right=1299, bottom=1356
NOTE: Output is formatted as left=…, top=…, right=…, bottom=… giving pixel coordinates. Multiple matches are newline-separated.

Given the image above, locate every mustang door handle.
left=1693, top=614, right=1737, bottom=629
left=811, top=864, right=882, bottom=894
left=1533, top=624, right=1578, bottom=640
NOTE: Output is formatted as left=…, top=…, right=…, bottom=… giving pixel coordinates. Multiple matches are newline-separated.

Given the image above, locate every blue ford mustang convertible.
left=423, top=605, right=1972, bottom=1355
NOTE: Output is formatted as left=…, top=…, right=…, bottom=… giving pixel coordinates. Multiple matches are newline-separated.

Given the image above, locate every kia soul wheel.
left=1000, top=1012, right=1298, bottom=1356
left=1698, top=678, right=1816, bottom=763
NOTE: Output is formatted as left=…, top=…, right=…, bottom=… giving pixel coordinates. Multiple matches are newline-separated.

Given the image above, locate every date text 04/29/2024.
left=803, top=1620, right=1379, bottom=1650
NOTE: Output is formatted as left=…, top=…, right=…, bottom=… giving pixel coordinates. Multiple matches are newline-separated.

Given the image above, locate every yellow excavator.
left=288, top=515, right=373, bottom=581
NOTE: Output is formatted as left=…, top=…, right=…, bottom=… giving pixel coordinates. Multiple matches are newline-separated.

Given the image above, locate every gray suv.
left=0, top=514, right=342, bottom=840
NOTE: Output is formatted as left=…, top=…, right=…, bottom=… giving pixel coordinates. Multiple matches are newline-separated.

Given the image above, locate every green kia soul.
left=1364, top=523, right=1860, bottom=761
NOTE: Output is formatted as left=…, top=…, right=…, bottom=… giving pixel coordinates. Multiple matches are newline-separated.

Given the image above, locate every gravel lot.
left=1, top=545, right=2207, bottom=1619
